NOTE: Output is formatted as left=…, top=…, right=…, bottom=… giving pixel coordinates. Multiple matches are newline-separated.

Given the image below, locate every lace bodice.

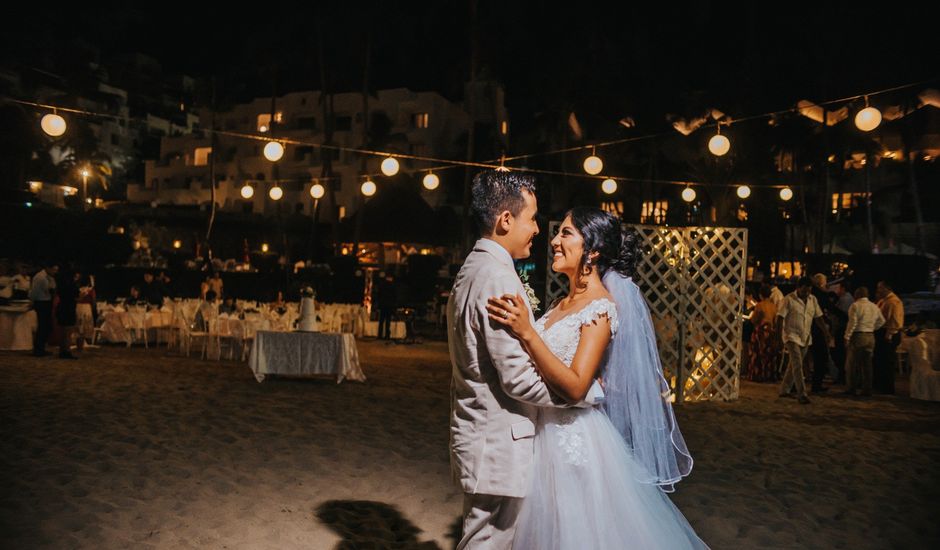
left=534, top=297, right=619, bottom=466
left=534, top=298, right=619, bottom=366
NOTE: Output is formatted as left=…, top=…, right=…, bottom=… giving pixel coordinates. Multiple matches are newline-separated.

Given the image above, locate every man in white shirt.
left=776, top=277, right=833, bottom=404
left=29, top=262, right=58, bottom=357
left=843, top=287, right=885, bottom=396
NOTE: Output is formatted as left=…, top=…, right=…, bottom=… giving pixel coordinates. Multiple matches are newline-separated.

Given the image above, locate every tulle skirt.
left=514, top=407, right=707, bottom=549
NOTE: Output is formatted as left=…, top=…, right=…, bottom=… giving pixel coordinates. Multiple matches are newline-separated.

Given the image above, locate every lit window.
left=641, top=200, right=668, bottom=224
left=830, top=192, right=871, bottom=210
left=412, top=113, right=429, bottom=129
left=257, top=113, right=283, bottom=133
left=601, top=201, right=624, bottom=216
left=194, top=147, right=212, bottom=167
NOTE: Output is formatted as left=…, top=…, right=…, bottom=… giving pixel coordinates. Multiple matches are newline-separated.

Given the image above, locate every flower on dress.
left=518, top=270, right=540, bottom=313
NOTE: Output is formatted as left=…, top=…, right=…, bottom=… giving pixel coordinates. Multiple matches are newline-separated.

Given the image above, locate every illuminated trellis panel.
left=545, top=223, right=748, bottom=402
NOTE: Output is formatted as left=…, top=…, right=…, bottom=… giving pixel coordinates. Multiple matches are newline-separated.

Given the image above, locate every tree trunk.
left=206, top=78, right=218, bottom=242
left=461, top=0, right=479, bottom=253
left=352, top=32, right=371, bottom=262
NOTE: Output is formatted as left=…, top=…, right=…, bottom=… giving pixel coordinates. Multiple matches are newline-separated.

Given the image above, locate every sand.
left=1, top=341, right=938, bottom=549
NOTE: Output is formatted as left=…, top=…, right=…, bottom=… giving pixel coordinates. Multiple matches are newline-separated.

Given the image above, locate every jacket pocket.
left=510, top=419, right=535, bottom=440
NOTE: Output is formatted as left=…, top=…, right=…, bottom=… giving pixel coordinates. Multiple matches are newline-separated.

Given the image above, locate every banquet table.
left=248, top=330, right=365, bottom=383
left=0, top=306, right=37, bottom=351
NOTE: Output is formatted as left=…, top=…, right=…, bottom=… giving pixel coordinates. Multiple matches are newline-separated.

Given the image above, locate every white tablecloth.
left=903, top=329, right=940, bottom=402
left=248, top=331, right=365, bottom=383
left=363, top=320, right=406, bottom=339
left=0, top=308, right=37, bottom=351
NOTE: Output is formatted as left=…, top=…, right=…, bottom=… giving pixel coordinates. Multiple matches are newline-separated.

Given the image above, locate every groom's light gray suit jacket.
left=448, top=238, right=598, bottom=498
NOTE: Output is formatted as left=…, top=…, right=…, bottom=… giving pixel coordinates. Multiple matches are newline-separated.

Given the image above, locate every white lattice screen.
left=545, top=223, right=748, bottom=402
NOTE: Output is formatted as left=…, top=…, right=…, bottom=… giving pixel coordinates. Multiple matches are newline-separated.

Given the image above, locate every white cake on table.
left=297, top=296, right=318, bottom=331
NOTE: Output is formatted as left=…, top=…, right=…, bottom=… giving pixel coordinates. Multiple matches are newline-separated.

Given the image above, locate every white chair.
left=906, top=333, right=940, bottom=402
left=126, top=309, right=149, bottom=348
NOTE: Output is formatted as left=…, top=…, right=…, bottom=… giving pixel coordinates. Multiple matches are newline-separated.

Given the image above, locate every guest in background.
left=55, top=268, right=80, bottom=359
left=77, top=274, right=98, bottom=341
left=835, top=281, right=854, bottom=315
left=219, top=296, right=237, bottom=315
left=156, top=271, right=173, bottom=299
left=273, top=291, right=288, bottom=315
left=745, top=285, right=781, bottom=382
left=809, top=273, right=835, bottom=394
left=200, top=276, right=211, bottom=300
left=374, top=274, right=398, bottom=340
left=874, top=281, right=904, bottom=394
left=768, top=278, right=784, bottom=309
left=140, top=272, right=164, bottom=306
left=776, top=277, right=834, bottom=404
left=29, top=261, right=58, bottom=357
left=844, top=287, right=884, bottom=397
left=830, top=280, right=854, bottom=385
left=125, top=285, right=145, bottom=306
left=209, top=272, right=224, bottom=299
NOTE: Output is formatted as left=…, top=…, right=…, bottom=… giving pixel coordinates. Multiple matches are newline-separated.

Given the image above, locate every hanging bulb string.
left=5, top=74, right=936, bottom=188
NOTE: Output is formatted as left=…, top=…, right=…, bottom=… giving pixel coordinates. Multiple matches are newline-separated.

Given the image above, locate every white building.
left=132, top=87, right=497, bottom=220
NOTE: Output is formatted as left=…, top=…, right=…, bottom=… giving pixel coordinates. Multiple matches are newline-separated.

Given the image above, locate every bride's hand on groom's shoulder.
left=486, top=293, right=534, bottom=341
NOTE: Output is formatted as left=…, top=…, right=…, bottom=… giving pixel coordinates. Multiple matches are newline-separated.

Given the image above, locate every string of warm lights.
left=7, top=75, right=937, bottom=201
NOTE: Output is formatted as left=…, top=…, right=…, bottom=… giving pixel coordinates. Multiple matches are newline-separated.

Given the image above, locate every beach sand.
left=1, top=341, right=938, bottom=549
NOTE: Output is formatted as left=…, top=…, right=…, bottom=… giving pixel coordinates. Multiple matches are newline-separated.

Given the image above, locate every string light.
left=583, top=147, right=603, bottom=175
left=310, top=182, right=325, bottom=199
left=10, top=77, right=932, bottom=192
left=41, top=111, right=67, bottom=137
left=681, top=186, right=697, bottom=202
left=736, top=185, right=751, bottom=199
left=269, top=185, right=283, bottom=200
left=240, top=184, right=255, bottom=199
left=173, top=240, right=182, bottom=249
left=361, top=179, right=377, bottom=197
left=855, top=97, right=882, bottom=132
left=601, top=178, right=618, bottom=194
left=380, top=156, right=400, bottom=176
left=263, top=141, right=284, bottom=162
left=708, top=125, right=731, bottom=156
left=779, top=187, right=794, bottom=201
left=262, top=243, right=269, bottom=253
left=423, top=172, right=440, bottom=190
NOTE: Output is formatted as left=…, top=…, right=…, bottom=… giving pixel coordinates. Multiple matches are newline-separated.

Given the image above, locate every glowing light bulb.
left=361, top=179, right=377, bottom=196
left=779, top=187, right=794, bottom=201
left=380, top=156, right=400, bottom=176
left=855, top=106, right=882, bottom=132
left=41, top=113, right=67, bottom=136
left=736, top=185, right=751, bottom=199
left=240, top=185, right=255, bottom=199
left=269, top=186, right=283, bottom=200
left=708, top=134, right=730, bottom=156
left=310, top=183, right=325, bottom=199
left=423, top=172, right=440, bottom=190
left=583, top=154, right=603, bottom=175
left=682, top=187, right=697, bottom=202
left=601, top=178, right=617, bottom=194
left=263, top=141, right=284, bottom=161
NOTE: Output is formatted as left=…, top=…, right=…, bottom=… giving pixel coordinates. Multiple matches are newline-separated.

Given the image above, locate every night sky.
left=4, top=2, right=938, bottom=139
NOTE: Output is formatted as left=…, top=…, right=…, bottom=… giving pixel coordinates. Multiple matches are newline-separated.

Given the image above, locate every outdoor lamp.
left=263, top=141, right=284, bottom=162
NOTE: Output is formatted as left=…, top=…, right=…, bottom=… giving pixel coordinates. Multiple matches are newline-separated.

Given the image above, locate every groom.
left=448, top=170, right=600, bottom=549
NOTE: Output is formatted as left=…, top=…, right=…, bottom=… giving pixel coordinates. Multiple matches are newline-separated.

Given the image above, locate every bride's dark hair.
left=565, top=207, right=640, bottom=281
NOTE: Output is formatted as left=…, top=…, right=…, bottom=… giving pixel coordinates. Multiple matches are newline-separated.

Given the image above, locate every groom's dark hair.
left=470, top=170, right=537, bottom=235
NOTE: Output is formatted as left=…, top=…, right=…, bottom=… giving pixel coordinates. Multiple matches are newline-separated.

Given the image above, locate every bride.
left=486, top=207, right=707, bottom=549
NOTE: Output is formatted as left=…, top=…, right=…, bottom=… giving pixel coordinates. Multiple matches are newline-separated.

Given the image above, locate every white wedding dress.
left=514, top=298, right=707, bottom=549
